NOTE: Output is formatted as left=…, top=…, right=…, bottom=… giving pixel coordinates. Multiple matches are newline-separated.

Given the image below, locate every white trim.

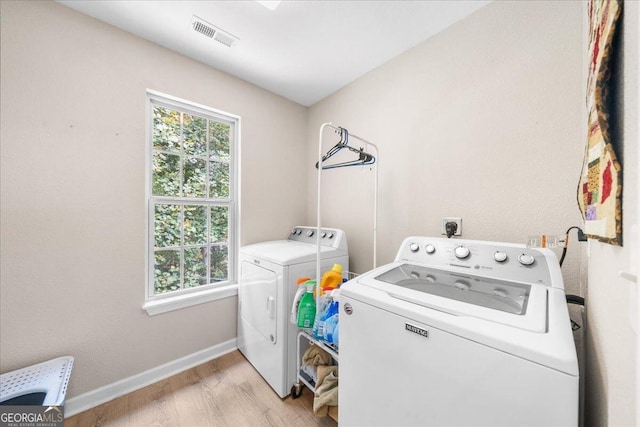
left=143, top=283, right=237, bottom=316
left=64, top=339, right=238, bottom=418
left=146, top=89, right=241, bottom=123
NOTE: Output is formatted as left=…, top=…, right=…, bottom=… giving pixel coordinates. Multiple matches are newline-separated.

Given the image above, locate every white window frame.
left=143, top=90, right=240, bottom=315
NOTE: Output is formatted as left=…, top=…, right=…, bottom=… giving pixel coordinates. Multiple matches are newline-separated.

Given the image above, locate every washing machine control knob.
left=307, top=230, right=314, bottom=237
left=425, top=244, right=436, bottom=254
left=454, top=246, right=470, bottom=259
left=327, top=232, right=334, bottom=239
left=493, top=251, right=508, bottom=262
left=321, top=232, right=327, bottom=238
left=409, top=243, right=420, bottom=252
left=518, top=253, right=535, bottom=266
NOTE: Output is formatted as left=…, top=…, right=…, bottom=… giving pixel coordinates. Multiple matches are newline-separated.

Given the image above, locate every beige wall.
left=307, top=0, right=585, bottom=290
left=0, top=0, right=307, bottom=398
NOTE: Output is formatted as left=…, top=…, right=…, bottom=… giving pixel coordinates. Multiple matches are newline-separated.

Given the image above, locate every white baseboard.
left=64, top=339, right=237, bottom=418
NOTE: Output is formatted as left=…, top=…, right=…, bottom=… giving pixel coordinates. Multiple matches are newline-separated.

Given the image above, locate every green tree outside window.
left=151, top=104, right=233, bottom=295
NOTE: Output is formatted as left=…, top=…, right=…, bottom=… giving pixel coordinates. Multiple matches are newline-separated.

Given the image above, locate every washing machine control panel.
left=395, top=237, right=558, bottom=287
left=289, top=226, right=347, bottom=251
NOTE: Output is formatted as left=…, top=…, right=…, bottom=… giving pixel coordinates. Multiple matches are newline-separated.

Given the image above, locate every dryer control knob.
left=327, top=232, right=334, bottom=239
left=307, top=230, right=314, bottom=237
left=409, top=243, right=420, bottom=252
left=425, top=244, right=436, bottom=254
left=518, top=253, right=535, bottom=266
left=321, top=232, right=327, bottom=238
left=454, top=246, right=470, bottom=259
left=493, top=251, right=508, bottom=262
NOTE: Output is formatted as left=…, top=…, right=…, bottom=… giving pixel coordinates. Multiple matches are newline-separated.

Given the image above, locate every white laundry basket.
left=0, top=356, right=74, bottom=406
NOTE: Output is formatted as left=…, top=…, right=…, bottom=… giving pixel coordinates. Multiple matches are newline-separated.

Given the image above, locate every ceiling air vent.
left=191, top=15, right=239, bottom=48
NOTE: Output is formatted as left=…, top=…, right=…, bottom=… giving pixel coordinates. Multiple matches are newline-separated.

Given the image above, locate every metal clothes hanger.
left=315, top=127, right=376, bottom=170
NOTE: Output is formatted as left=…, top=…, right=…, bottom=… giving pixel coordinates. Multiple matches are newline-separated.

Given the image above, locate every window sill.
left=143, top=284, right=238, bottom=316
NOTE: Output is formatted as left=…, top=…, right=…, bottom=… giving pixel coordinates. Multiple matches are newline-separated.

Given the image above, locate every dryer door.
left=240, top=261, right=278, bottom=344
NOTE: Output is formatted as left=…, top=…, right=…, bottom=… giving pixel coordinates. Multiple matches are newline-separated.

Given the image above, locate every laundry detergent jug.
left=296, top=284, right=316, bottom=329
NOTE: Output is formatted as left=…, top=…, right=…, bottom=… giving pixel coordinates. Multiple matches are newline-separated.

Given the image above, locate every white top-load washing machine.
left=340, top=236, right=578, bottom=427
left=237, top=226, right=348, bottom=398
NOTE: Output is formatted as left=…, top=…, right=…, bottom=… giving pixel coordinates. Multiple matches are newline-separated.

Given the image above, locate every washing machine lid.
left=375, top=263, right=531, bottom=314
left=240, top=240, right=346, bottom=265
left=355, top=261, right=548, bottom=333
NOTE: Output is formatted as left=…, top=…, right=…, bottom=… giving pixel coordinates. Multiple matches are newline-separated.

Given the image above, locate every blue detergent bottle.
left=324, top=313, right=339, bottom=346
left=315, top=298, right=339, bottom=340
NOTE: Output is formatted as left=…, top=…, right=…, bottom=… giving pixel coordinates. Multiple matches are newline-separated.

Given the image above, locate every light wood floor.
left=65, top=350, right=337, bottom=427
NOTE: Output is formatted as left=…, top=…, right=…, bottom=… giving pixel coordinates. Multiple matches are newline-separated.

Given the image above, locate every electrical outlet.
left=441, top=217, right=462, bottom=236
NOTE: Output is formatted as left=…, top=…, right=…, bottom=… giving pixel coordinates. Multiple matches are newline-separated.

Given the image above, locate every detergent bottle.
left=290, top=277, right=312, bottom=325
left=323, top=289, right=340, bottom=343
left=324, top=313, right=339, bottom=346
left=317, top=298, right=339, bottom=340
left=312, top=292, right=330, bottom=339
left=320, top=264, right=343, bottom=292
left=297, top=283, right=316, bottom=329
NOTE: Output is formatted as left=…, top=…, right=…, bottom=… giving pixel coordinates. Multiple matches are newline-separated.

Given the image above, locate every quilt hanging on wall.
left=578, top=0, right=623, bottom=245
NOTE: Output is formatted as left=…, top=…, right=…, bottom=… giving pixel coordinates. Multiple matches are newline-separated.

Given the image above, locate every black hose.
left=566, top=294, right=585, bottom=306
left=559, top=226, right=587, bottom=267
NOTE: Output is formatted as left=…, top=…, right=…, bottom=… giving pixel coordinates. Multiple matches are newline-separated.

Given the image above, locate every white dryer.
left=237, top=226, right=348, bottom=398
left=340, top=236, right=578, bottom=427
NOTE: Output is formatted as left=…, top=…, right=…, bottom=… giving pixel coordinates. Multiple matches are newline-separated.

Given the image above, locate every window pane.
left=149, top=93, right=236, bottom=299
left=153, top=107, right=181, bottom=152
left=183, top=157, right=207, bottom=198
left=184, top=205, right=207, bottom=245
left=210, top=206, right=228, bottom=243
left=209, top=121, right=230, bottom=161
left=153, top=152, right=181, bottom=197
left=154, top=250, right=181, bottom=294
left=154, top=204, right=181, bottom=248
left=210, top=245, right=228, bottom=282
left=183, top=114, right=207, bottom=157
left=184, top=247, right=207, bottom=288
left=209, top=161, right=230, bottom=198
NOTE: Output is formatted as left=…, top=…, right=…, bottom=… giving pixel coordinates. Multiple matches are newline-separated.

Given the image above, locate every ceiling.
left=57, top=0, right=491, bottom=106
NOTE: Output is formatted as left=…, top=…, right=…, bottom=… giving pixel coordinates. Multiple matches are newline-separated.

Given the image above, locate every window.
left=145, top=90, right=238, bottom=312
